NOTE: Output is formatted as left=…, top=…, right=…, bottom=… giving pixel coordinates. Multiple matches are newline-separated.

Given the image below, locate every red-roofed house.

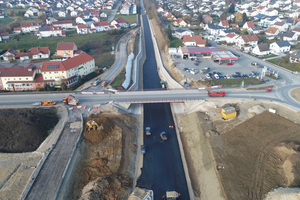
left=37, top=26, right=66, bottom=38
left=242, top=21, right=255, bottom=30
left=2, top=49, right=18, bottom=61
left=0, top=32, right=9, bottom=40
left=42, top=53, right=95, bottom=88
left=219, top=20, right=229, bottom=28
left=235, top=34, right=259, bottom=51
left=182, top=35, right=207, bottom=47
left=266, top=27, right=279, bottom=36
left=52, top=20, right=74, bottom=29
left=20, top=22, right=42, bottom=33
left=111, top=17, right=130, bottom=28
left=173, top=18, right=188, bottom=27
left=29, top=47, right=50, bottom=60
left=76, top=24, right=90, bottom=34
left=56, top=42, right=78, bottom=58
left=0, top=64, right=45, bottom=91
left=15, top=52, right=30, bottom=61
left=91, top=21, right=110, bottom=32
left=224, top=33, right=239, bottom=44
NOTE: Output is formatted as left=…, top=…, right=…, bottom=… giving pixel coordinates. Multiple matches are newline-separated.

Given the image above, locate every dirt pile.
left=0, top=108, right=58, bottom=153
left=72, top=113, right=138, bottom=200
left=209, top=111, right=300, bottom=200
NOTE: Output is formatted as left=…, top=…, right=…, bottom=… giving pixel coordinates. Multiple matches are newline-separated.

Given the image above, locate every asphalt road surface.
left=136, top=14, right=190, bottom=199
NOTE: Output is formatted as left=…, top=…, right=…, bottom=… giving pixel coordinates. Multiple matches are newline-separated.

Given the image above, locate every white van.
left=93, top=80, right=100, bottom=86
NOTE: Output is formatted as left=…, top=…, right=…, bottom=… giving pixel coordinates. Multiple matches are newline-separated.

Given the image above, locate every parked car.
left=227, top=62, right=234, bottom=65
left=251, top=61, right=258, bottom=65
left=141, top=145, right=146, bottom=154
left=205, top=74, right=211, bottom=79
left=194, top=62, right=199, bottom=66
left=184, top=68, right=190, bottom=72
left=191, top=58, right=195, bottom=61
left=266, top=88, right=272, bottom=92
left=214, top=74, right=220, bottom=79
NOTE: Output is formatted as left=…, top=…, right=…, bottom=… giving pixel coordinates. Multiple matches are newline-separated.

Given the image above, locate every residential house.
left=173, top=18, right=188, bottom=27
left=0, top=32, right=9, bottom=40
left=41, top=52, right=95, bottom=88
left=219, top=29, right=235, bottom=37
left=56, top=42, right=78, bottom=58
left=76, top=24, right=90, bottom=34
left=242, top=21, right=255, bottom=30
left=204, top=23, right=226, bottom=35
left=15, top=52, right=30, bottom=61
left=273, top=21, right=289, bottom=32
left=2, top=49, right=18, bottom=61
left=70, top=11, right=78, bottom=17
left=173, top=29, right=194, bottom=39
left=203, top=15, right=213, bottom=24
left=182, top=35, right=207, bottom=47
left=258, top=15, right=280, bottom=27
left=266, top=27, right=280, bottom=36
left=224, top=33, right=239, bottom=44
left=279, top=32, right=298, bottom=41
left=248, top=26, right=264, bottom=34
left=269, top=41, right=291, bottom=54
left=111, top=17, right=129, bottom=28
left=0, top=64, right=45, bottom=91
left=20, top=22, right=42, bottom=33
left=100, top=12, right=108, bottom=18
left=46, top=17, right=58, bottom=25
left=292, top=27, right=300, bottom=36
left=29, top=47, right=50, bottom=59
left=219, top=20, right=229, bottom=28
left=252, top=43, right=270, bottom=56
left=289, top=50, right=300, bottom=63
left=52, top=20, right=73, bottom=29
left=235, top=34, right=259, bottom=51
left=58, top=11, right=66, bottom=18
left=120, top=1, right=130, bottom=15
left=13, top=27, right=22, bottom=34
left=91, top=21, right=110, bottom=32
left=37, top=26, right=66, bottom=38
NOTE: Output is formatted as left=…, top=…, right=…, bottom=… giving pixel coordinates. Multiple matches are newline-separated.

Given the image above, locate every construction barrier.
left=69, top=105, right=86, bottom=110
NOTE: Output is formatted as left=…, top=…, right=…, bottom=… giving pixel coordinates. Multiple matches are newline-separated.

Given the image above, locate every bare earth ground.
left=67, top=106, right=139, bottom=200
left=176, top=99, right=300, bottom=200
left=291, top=88, right=300, bottom=102
left=0, top=108, right=59, bottom=200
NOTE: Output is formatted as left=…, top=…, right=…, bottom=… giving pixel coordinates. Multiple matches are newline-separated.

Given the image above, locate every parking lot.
left=172, top=54, right=269, bottom=81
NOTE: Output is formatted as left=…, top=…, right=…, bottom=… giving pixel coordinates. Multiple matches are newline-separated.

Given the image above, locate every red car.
left=227, top=62, right=234, bottom=65
left=266, top=88, right=272, bottom=92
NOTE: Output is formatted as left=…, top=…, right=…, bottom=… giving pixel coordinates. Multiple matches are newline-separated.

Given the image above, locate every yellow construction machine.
left=87, top=120, right=100, bottom=130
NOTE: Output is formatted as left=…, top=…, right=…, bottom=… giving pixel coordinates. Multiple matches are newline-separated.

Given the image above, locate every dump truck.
left=161, top=80, right=166, bottom=89
left=63, top=95, right=79, bottom=106
left=207, top=90, right=225, bottom=97
left=41, top=100, right=56, bottom=106
left=200, top=67, right=210, bottom=74
left=87, top=120, right=100, bottom=130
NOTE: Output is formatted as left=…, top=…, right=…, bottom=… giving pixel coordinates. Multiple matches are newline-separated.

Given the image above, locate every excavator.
left=87, top=120, right=100, bottom=130
left=63, top=95, right=79, bottom=106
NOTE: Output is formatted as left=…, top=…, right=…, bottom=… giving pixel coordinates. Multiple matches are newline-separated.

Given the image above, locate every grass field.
left=0, top=17, right=15, bottom=28
left=110, top=69, right=126, bottom=89
left=0, top=32, right=110, bottom=53
left=210, top=78, right=263, bottom=87
left=268, top=58, right=300, bottom=72
left=113, top=14, right=137, bottom=24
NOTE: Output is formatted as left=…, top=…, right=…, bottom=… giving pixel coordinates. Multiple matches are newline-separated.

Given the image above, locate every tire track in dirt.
left=249, top=130, right=299, bottom=200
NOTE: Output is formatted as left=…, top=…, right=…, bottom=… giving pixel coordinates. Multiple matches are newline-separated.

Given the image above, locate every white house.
left=204, top=23, right=226, bottom=35
left=58, top=11, right=66, bottom=18
left=235, top=34, right=259, bottom=51
left=37, top=26, right=65, bottom=38
left=252, top=43, right=270, bottom=56
left=242, top=21, right=255, bottom=30
left=173, top=29, right=194, bottom=39
left=91, top=21, right=110, bottom=32
left=52, top=20, right=74, bottom=29
left=20, top=22, right=42, bottom=33
left=278, top=32, right=298, bottom=42
left=248, top=26, right=264, bottom=34
left=29, top=47, right=50, bottom=59
left=273, top=21, right=289, bottom=32
left=224, top=33, right=239, bottom=44
left=76, top=24, right=90, bottom=34
left=266, top=27, right=279, bottom=36
left=70, top=11, right=78, bottom=17
left=269, top=41, right=291, bottom=54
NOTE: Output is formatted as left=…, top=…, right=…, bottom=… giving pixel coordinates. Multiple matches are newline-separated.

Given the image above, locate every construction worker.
left=162, top=194, right=166, bottom=200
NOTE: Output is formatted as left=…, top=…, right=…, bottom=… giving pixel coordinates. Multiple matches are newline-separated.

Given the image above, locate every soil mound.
left=0, top=108, right=58, bottom=153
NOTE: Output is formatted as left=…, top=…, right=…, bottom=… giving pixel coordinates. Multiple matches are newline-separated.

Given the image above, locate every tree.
left=228, top=4, right=235, bottom=14
left=60, top=82, right=67, bottom=90
left=9, top=10, right=15, bottom=17
left=166, top=24, right=172, bottom=39
left=12, top=34, right=20, bottom=41
left=198, top=14, right=203, bottom=23
left=242, top=13, right=248, bottom=23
